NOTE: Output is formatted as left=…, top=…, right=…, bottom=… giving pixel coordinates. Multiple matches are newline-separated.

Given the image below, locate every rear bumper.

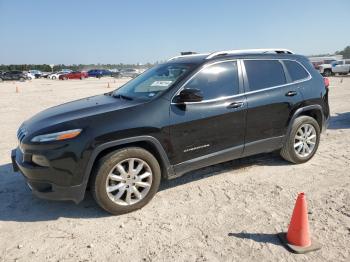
left=11, top=148, right=85, bottom=203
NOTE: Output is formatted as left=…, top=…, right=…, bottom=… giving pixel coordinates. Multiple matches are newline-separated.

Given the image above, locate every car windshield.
left=112, top=63, right=193, bottom=100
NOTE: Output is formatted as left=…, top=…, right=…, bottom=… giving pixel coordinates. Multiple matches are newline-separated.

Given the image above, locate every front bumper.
left=11, top=148, right=85, bottom=203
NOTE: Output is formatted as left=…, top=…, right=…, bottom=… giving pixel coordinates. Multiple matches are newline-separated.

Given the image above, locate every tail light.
left=323, top=77, right=330, bottom=88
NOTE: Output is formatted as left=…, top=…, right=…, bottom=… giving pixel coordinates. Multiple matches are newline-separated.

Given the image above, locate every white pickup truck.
left=331, top=59, right=350, bottom=75
left=319, top=59, right=350, bottom=76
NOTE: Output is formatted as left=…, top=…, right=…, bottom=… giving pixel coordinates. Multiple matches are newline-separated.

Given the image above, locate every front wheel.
left=280, top=116, right=320, bottom=164
left=90, top=147, right=161, bottom=215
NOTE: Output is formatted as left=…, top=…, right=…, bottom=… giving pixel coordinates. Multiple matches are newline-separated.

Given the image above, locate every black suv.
left=0, top=71, right=27, bottom=82
left=11, top=49, right=330, bottom=214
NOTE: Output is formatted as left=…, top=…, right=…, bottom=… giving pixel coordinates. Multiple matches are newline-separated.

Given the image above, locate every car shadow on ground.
left=0, top=152, right=286, bottom=222
left=228, top=232, right=283, bottom=246
left=328, top=112, right=350, bottom=129
left=0, top=163, right=108, bottom=222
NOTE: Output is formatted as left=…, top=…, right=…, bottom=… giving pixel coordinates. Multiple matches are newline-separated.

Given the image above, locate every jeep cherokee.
left=11, top=48, right=330, bottom=214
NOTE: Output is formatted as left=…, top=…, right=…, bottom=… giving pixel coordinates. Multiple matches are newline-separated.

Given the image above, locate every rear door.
left=242, top=59, right=304, bottom=155
left=169, top=60, right=246, bottom=165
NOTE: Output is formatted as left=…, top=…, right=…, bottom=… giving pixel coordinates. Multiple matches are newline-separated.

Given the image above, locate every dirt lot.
left=0, top=77, right=349, bottom=262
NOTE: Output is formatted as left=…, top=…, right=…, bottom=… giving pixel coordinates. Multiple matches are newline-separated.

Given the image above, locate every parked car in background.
left=41, top=72, right=52, bottom=78
left=119, top=68, right=139, bottom=78
left=25, top=72, right=36, bottom=80
left=317, top=59, right=337, bottom=76
left=0, top=71, right=27, bottom=82
left=311, top=61, right=323, bottom=70
left=29, top=70, right=42, bottom=78
left=331, top=60, right=350, bottom=75
left=88, top=69, right=112, bottom=78
left=59, top=71, right=88, bottom=80
left=48, top=72, right=67, bottom=80
left=111, top=70, right=121, bottom=78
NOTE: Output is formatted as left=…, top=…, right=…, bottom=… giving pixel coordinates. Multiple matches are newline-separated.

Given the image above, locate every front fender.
left=78, top=135, right=174, bottom=201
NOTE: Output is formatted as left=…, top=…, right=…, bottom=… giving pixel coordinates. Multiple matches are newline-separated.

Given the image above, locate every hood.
left=23, top=94, right=141, bottom=134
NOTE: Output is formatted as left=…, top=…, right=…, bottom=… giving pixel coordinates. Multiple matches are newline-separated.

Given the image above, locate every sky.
left=0, top=0, right=349, bottom=64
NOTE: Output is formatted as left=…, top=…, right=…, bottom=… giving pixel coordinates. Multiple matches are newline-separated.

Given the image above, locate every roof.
left=167, top=48, right=299, bottom=64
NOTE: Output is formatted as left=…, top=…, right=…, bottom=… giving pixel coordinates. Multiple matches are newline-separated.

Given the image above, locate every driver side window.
left=184, top=61, right=239, bottom=100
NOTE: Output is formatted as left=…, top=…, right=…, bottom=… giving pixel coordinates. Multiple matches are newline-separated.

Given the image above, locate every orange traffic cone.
left=278, top=193, right=321, bottom=254
left=16, top=85, right=19, bottom=93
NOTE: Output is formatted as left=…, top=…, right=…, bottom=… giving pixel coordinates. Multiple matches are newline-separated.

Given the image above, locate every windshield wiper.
left=112, top=93, right=134, bottom=101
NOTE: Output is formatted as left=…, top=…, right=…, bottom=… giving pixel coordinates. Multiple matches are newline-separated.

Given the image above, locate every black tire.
left=280, top=116, right=320, bottom=164
left=19, top=77, right=25, bottom=82
left=52, top=76, right=56, bottom=80
left=323, top=69, right=332, bottom=77
left=90, top=147, right=161, bottom=215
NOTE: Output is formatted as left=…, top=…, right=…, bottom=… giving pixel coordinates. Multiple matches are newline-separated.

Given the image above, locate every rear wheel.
left=280, top=116, right=320, bottom=164
left=90, top=147, right=161, bottom=215
left=52, top=76, right=56, bottom=80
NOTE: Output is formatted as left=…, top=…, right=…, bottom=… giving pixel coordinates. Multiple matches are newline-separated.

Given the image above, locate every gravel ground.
left=0, top=76, right=349, bottom=262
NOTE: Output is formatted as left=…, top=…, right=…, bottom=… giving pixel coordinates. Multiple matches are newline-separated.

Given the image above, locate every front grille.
left=17, top=126, right=27, bottom=143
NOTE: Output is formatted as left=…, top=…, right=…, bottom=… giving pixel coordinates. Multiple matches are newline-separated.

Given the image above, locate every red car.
left=59, top=71, right=88, bottom=80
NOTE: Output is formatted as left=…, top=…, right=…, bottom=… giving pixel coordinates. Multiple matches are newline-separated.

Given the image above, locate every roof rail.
left=205, top=48, right=294, bottom=59
left=168, top=53, right=209, bottom=61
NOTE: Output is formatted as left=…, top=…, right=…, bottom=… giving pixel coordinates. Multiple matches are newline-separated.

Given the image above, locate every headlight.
left=31, top=129, right=82, bottom=142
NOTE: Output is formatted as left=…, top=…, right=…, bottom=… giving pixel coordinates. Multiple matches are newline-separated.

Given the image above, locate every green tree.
left=336, top=45, right=350, bottom=59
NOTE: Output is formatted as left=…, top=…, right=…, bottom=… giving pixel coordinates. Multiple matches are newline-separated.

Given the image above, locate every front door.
left=169, top=61, right=246, bottom=166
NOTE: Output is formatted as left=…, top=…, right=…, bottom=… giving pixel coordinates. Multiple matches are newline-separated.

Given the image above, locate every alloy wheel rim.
left=294, top=123, right=317, bottom=157
left=105, top=158, right=153, bottom=206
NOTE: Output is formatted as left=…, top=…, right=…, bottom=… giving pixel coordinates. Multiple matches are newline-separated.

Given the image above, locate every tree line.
left=0, top=63, right=155, bottom=72
left=335, top=45, right=350, bottom=59
left=1, top=45, right=349, bottom=72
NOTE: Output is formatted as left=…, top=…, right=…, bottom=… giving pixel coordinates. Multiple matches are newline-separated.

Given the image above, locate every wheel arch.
left=83, top=136, right=173, bottom=193
left=287, top=105, right=324, bottom=137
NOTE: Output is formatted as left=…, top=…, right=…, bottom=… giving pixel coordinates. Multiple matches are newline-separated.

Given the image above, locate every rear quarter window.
left=283, top=60, right=309, bottom=82
left=244, top=60, right=286, bottom=91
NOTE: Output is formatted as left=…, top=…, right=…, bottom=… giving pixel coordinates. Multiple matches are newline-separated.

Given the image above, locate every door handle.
left=285, top=91, right=297, bottom=97
left=227, top=101, right=244, bottom=109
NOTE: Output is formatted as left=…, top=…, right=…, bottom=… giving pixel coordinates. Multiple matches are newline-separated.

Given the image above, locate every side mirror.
left=174, top=88, right=203, bottom=103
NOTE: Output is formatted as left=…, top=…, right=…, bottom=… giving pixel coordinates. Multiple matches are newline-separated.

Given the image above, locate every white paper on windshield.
left=150, top=81, right=173, bottom=87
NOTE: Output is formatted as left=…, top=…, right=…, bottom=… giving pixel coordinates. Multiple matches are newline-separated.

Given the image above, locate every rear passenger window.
left=184, top=61, right=239, bottom=100
left=244, top=60, right=286, bottom=91
left=284, top=60, right=309, bottom=82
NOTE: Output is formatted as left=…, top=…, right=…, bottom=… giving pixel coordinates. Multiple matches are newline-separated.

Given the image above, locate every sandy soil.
left=0, top=76, right=349, bottom=262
